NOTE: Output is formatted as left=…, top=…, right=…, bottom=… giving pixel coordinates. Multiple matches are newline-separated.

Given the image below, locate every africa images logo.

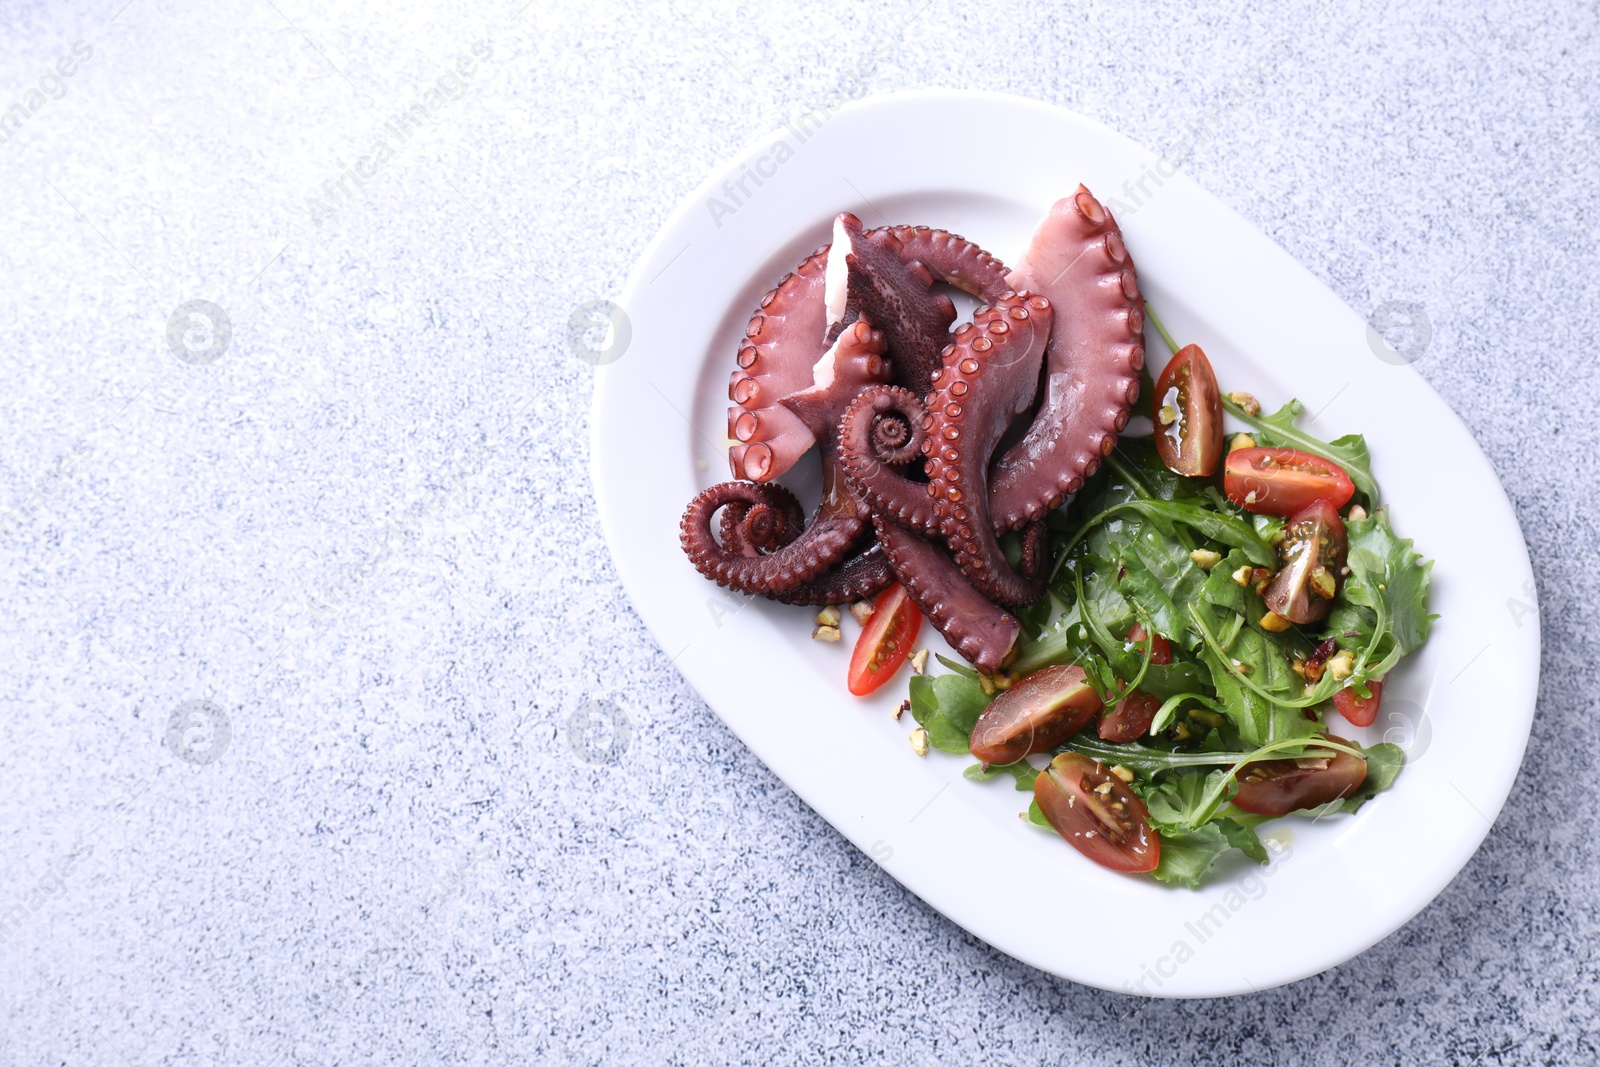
left=0, top=41, right=95, bottom=149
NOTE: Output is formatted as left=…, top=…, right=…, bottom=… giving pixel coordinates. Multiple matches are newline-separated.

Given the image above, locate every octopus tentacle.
left=875, top=518, right=1020, bottom=673
left=875, top=224, right=1012, bottom=303
left=837, top=385, right=940, bottom=534
left=924, top=292, right=1054, bottom=609
left=988, top=185, right=1144, bottom=530
left=827, top=215, right=960, bottom=398
left=680, top=480, right=863, bottom=595
left=768, top=537, right=895, bottom=607
left=717, top=483, right=807, bottom=556
left=727, top=248, right=832, bottom=482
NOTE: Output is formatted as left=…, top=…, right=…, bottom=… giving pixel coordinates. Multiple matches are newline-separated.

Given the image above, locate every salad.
left=847, top=310, right=1435, bottom=887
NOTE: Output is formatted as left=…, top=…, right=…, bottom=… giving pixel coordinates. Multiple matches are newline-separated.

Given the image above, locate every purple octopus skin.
left=705, top=222, right=1015, bottom=602
left=827, top=214, right=1012, bottom=398
left=684, top=322, right=888, bottom=596
left=685, top=184, right=1141, bottom=673
left=727, top=221, right=1011, bottom=485
left=838, top=291, right=1055, bottom=610
left=873, top=517, right=1020, bottom=674
left=987, top=185, right=1145, bottom=531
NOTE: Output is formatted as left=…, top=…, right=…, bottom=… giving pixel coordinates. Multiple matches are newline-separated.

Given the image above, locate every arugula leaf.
left=1150, top=824, right=1232, bottom=888
left=1217, top=818, right=1270, bottom=864
left=1221, top=396, right=1380, bottom=504
left=908, top=671, right=991, bottom=754
left=1141, top=769, right=1239, bottom=833
left=1342, top=511, right=1436, bottom=658
left=964, top=759, right=1040, bottom=791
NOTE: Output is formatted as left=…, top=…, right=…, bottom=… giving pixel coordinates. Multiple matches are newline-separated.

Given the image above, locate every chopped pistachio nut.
left=1291, top=658, right=1308, bottom=677
left=1310, top=566, right=1338, bottom=600
left=909, top=648, right=929, bottom=675
left=1173, top=722, right=1192, bottom=741
left=1347, top=504, right=1368, bottom=522
left=1327, top=649, right=1356, bottom=681
left=849, top=600, right=875, bottom=625
left=1190, top=708, right=1226, bottom=728
left=1093, top=780, right=1114, bottom=795
left=1228, top=432, right=1257, bottom=453
left=895, top=699, right=909, bottom=721
left=1000, top=647, right=1018, bottom=669
left=1111, top=765, right=1135, bottom=783
left=1157, top=404, right=1178, bottom=426
left=1259, top=610, right=1291, bottom=633
left=814, top=605, right=841, bottom=627
left=909, top=727, right=930, bottom=757
left=1233, top=564, right=1255, bottom=587
left=1232, top=659, right=1254, bottom=676
left=1190, top=548, right=1223, bottom=570
left=992, top=671, right=1014, bottom=692
left=812, top=624, right=842, bottom=643
left=1226, top=391, right=1262, bottom=416
left=977, top=672, right=996, bottom=697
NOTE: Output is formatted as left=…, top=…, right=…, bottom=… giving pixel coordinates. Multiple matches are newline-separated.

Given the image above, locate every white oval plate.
left=591, top=90, right=1540, bottom=997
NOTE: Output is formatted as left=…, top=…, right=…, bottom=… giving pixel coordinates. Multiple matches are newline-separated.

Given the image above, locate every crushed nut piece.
left=1229, top=432, right=1257, bottom=453
left=1157, top=404, right=1178, bottom=426
left=1093, top=780, right=1114, bottom=795
left=814, top=605, right=841, bottom=627
left=1347, top=504, right=1368, bottom=522
left=909, top=728, right=929, bottom=757
left=1226, top=391, right=1262, bottom=416
left=1232, top=659, right=1254, bottom=676
left=1259, top=610, right=1291, bottom=633
left=1310, top=567, right=1338, bottom=600
left=978, top=673, right=996, bottom=697
left=812, top=624, right=842, bottom=643
left=1233, top=564, right=1254, bottom=587
left=1191, top=708, right=1226, bottom=728
left=849, top=601, right=875, bottom=625
left=895, top=699, right=909, bottom=721
left=1327, top=649, right=1356, bottom=681
left=1111, top=765, right=1135, bottom=782
left=1190, top=548, right=1223, bottom=570
left=909, top=649, right=929, bottom=675
left=992, top=671, right=1014, bottom=692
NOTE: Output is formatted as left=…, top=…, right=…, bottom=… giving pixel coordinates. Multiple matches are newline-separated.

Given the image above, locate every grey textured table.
left=1, top=0, right=1595, bottom=1063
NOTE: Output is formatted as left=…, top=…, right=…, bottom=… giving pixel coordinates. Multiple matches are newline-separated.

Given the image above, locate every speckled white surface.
left=1, top=0, right=1595, bottom=1062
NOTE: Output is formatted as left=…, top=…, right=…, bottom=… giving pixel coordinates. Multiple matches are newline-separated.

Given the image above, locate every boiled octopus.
left=679, top=186, right=1144, bottom=671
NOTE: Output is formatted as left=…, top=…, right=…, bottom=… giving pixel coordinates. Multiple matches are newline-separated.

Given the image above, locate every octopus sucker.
left=680, top=185, right=1142, bottom=672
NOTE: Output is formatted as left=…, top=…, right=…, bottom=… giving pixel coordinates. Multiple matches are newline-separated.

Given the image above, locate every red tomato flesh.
left=1153, top=344, right=1224, bottom=478
left=847, top=584, right=922, bottom=696
left=1224, top=447, right=1355, bottom=517
left=1232, top=735, right=1368, bottom=816
left=1034, top=753, right=1159, bottom=873
left=1099, top=690, right=1161, bottom=743
left=969, top=665, right=1100, bottom=764
left=1127, top=623, right=1172, bottom=665
left=1333, top=679, right=1383, bottom=727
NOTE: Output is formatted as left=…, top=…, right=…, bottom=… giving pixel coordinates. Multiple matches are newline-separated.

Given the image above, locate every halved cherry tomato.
left=1232, top=735, right=1367, bottom=816
left=1127, top=623, right=1172, bottom=665
left=969, top=665, right=1100, bottom=764
left=1223, top=447, right=1355, bottom=516
left=1034, top=752, right=1159, bottom=873
left=1153, top=344, right=1224, bottom=477
left=1099, top=690, right=1161, bottom=743
left=1262, top=499, right=1347, bottom=625
left=847, top=584, right=922, bottom=696
left=1332, top=679, right=1383, bottom=728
